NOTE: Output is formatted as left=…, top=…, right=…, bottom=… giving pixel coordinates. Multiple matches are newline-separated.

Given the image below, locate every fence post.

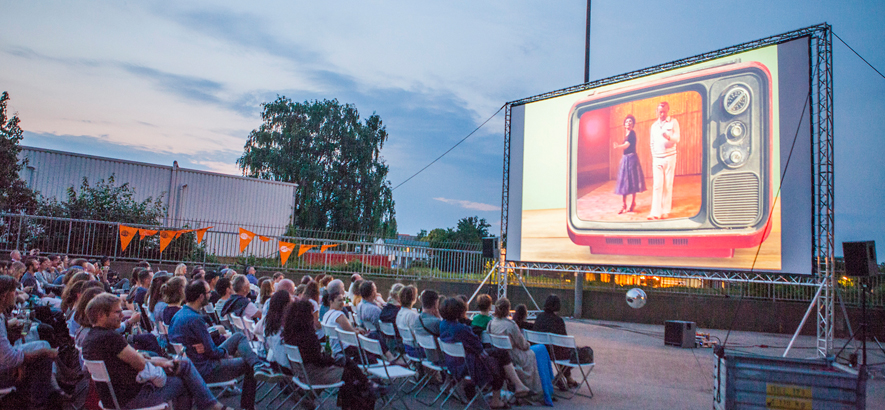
left=15, top=214, right=23, bottom=251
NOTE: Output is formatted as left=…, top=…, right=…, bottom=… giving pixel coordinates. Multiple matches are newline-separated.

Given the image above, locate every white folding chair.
left=413, top=333, right=449, bottom=405
left=547, top=334, right=595, bottom=399
left=284, top=344, right=344, bottom=410
left=524, top=329, right=551, bottom=345
left=0, top=387, right=15, bottom=400
left=480, top=331, right=491, bottom=345
left=171, top=343, right=240, bottom=395
left=397, top=325, right=426, bottom=392
left=84, top=360, right=170, bottom=410
left=358, top=334, right=417, bottom=410
left=335, top=329, right=380, bottom=372
left=378, top=321, right=404, bottom=361
left=437, top=340, right=489, bottom=410
left=488, top=333, right=513, bottom=350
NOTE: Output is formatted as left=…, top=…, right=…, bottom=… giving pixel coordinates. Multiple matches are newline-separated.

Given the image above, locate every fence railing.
left=1, top=212, right=880, bottom=308
left=0, top=212, right=488, bottom=280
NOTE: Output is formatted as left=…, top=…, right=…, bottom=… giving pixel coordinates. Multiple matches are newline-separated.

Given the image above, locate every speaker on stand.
left=838, top=241, right=880, bottom=371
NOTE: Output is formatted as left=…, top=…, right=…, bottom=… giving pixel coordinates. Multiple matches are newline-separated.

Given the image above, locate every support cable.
left=833, top=31, right=885, bottom=80
left=392, top=105, right=504, bottom=191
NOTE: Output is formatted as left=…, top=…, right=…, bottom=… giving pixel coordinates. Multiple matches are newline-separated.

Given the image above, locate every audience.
left=512, top=304, right=534, bottom=330
left=81, top=292, right=232, bottom=410
left=161, top=276, right=187, bottom=325
left=395, top=285, right=421, bottom=357
left=261, top=290, right=293, bottom=371
left=169, top=280, right=276, bottom=410
left=147, top=274, right=171, bottom=322
left=321, top=289, right=365, bottom=361
left=471, top=294, right=494, bottom=331
left=214, top=277, right=233, bottom=318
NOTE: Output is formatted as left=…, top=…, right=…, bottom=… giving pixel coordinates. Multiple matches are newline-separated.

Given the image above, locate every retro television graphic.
left=566, top=61, right=774, bottom=258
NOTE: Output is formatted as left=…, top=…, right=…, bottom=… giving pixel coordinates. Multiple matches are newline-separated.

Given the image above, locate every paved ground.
left=225, top=318, right=884, bottom=409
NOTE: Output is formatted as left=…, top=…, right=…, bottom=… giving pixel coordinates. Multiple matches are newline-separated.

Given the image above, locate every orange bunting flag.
left=298, top=244, right=316, bottom=257
left=173, top=229, right=195, bottom=240
left=158, top=230, right=176, bottom=253
left=258, top=235, right=271, bottom=242
left=119, top=225, right=139, bottom=252
left=238, top=228, right=256, bottom=253
left=138, top=229, right=158, bottom=237
left=195, top=227, right=212, bottom=244
left=279, top=241, right=296, bottom=266
left=320, top=244, right=338, bottom=253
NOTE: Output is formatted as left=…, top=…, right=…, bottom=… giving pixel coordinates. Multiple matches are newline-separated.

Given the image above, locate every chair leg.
left=417, top=373, right=451, bottom=407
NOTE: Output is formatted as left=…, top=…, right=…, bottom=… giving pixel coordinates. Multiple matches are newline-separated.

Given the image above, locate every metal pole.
left=784, top=281, right=826, bottom=357
left=574, top=271, right=584, bottom=318
left=584, top=0, right=591, bottom=83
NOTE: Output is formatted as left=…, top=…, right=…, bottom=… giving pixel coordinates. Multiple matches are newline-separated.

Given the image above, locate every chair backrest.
left=84, top=360, right=123, bottom=410
left=284, top=344, right=303, bottom=365
left=488, top=333, right=513, bottom=350
left=437, top=340, right=466, bottom=359
left=480, top=331, right=491, bottom=344
left=378, top=321, right=397, bottom=338
left=414, top=333, right=438, bottom=351
left=156, top=320, right=168, bottom=336
left=230, top=314, right=245, bottom=331
left=322, top=324, right=339, bottom=341
left=358, top=334, right=384, bottom=357
left=206, top=302, right=215, bottom=312
left=547, top=333, right=577, bottom=349
left=336, top=328, right=359, bottom=348
left=171, top=342, right=185, bottom=357
left=524, top=329, right=551, bottom=345
left=399, top=326, right=417, bottom=348
left=362, top=319, right=377, bottom=333
left=84, top=360, right=111, bottom=383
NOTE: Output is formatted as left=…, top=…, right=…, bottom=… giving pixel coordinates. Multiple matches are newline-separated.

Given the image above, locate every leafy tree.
left=39, top=175, right=166, bottom=224
left=0, top=92, right=37, bottom=213
left=238, top=97, right=396, bottom=237
left=419, top=216, right=492, bottom=248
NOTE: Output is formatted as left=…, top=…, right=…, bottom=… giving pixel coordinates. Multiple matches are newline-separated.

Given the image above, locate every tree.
left=237, top=97, right=396, bottom=237
left=39, top=175, right=166, bottom=224
left=0, top=92, right=37, bottom=213
left=419, top=216, right=492, bottom=248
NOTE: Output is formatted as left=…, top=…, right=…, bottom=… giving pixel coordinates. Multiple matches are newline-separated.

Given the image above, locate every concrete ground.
left=224, top=318, right=884, bottom=409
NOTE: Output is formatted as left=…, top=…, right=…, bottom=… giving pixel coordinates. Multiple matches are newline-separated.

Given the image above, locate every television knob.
left=723, top=85, right=751, bottom=115
left=729, top=150, right=744, bottom=164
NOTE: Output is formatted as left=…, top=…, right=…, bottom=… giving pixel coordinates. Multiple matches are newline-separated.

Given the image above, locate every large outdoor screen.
left=507, top=38, right=812, bottom=273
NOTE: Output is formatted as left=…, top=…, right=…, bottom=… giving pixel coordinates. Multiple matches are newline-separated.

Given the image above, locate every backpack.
left=569, top=346, right=594, bottom=364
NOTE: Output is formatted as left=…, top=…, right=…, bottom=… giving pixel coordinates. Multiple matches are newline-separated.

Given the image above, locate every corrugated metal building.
left=18, top=146, right=297, bottom=232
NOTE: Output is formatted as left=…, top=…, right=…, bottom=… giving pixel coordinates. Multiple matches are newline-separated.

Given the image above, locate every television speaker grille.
left=711, top=172, right=761, bottom=226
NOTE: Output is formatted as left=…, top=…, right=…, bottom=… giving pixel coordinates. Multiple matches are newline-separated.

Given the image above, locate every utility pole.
left=575, top=0, right=591, bottom=319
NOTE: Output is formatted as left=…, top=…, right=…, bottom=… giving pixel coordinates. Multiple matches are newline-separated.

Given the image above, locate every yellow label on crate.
left=766, top=383, right=813, bottom=399
left=765, top=397, right=812, bottom=410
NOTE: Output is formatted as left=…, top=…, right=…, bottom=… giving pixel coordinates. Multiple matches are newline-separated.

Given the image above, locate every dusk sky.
left=2, top=1, right=883, bottom=260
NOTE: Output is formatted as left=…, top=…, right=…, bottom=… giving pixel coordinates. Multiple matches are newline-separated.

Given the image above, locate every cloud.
left=433, top=197, right=499, bottom=212
left=119, top=63, right=225, bottom=105
left=191, top=160, right=242, bottom=176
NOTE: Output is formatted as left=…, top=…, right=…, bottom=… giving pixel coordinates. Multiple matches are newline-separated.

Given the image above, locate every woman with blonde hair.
left=174, top=263, right=187, bottom=277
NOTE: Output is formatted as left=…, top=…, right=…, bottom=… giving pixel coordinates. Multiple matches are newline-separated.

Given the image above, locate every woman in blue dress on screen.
left=612, top=114, right=647, bottom=214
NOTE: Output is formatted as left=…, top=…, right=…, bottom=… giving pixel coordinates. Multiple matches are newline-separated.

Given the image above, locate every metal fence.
left=0, top=212, right=488, bottom=280
left=1, top=212, right=880, bottom=308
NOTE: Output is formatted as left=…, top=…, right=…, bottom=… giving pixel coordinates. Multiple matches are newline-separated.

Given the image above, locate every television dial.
left=723, top=85, right=751, bottom=115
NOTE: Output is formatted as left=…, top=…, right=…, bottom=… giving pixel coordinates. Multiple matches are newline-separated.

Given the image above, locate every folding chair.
left=0, top=387, right=15, bottom=400
left=481, top=331, right=492, bottom=345
left=378, top=321, right=404, bottom=361
left=170, top=343, right=240, bottom=396
left=437, top=340, right=489, bottom=410
left=488, top=333, right=513, bottom=351
left=284, top=345, right=344, bottom=410
left=335, top=329, right=380, bottom=372
left=84, top=360, right=170, bottom=410
left=413, top=333, right=449, bottom=405
left=547, top=334, right=594, bottom=399
left=358, top=334, right=417, bottom=410
left=398, top=325, right=426, bottom=392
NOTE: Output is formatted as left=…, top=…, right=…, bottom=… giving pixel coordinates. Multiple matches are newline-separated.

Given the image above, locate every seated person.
left=355, top=280, right=395, bottom=361
left=471, top=294, right=494, bottom=332
left=0, top=275, right=69, bottom=408
left=413, top=290, right=443, bottom=364
left=439, top=297, right=530, bottom=408
left=160, top=277, right=187, bottom=326
left=259, top=290, right=292, bottom=371
left=512, top=304, right=534, bottom=330
left=213, top=277, right=232, bottom=319
left=126, top=269, right=153, bottom=310
left=487, top=298, right=543, bottom=395
left=220, top=275, right=262, bottom=321
left=170, top=280, right=277, bottom=410
left=533, top=294, right=578, bottom=388
left=81, top=292, right=232, bottom=410
left=395, top=285, right=421, bottom=358
left=321, top=289, right=367, bottom=362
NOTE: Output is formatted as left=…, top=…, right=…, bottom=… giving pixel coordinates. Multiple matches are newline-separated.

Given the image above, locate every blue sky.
left=2, top=1, right=883, bottom=259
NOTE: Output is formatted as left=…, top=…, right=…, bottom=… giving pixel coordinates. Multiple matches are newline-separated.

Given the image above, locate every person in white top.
left=394, top=285, right=421, bottom=357
left=648, top=101, right=681, bottom=220
left=321, top=289, right=366, bottom=360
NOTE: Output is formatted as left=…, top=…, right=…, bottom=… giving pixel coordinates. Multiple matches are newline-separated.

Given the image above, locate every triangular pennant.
left=320, top=244, right=338, bottom=253
left=173, top=229, right=195, bottom=240
left=298, top=244, right=316, bottom=257
left=158, top=230, right=175, bottom=253
left=138, top=229, right=158, bottom=237
left=195, top=227, right=212, bottom=244
left=258, top=235, right=271, bottom=242
left=279, top=241, right=296, bottom=266
left=238, top=228, right=256, bottom=253
left=119, top=225, right=139, bottom=252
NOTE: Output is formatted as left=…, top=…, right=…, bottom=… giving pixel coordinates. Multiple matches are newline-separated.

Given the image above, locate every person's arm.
left=457, top=325, right=484, bottom=355
left=116, top=344, right=147, bottom=372
left=335, top=312, right=361, bottom=334
left=509, top=321, right=531, bottom=350
left=190, top=317, right=227, bottom=359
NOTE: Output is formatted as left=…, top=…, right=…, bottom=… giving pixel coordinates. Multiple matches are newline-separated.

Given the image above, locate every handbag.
left=569, top=346, right=593, bottom=364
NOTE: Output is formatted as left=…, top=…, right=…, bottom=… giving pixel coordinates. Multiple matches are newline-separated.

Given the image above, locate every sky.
left=1, top=1, right=883, bottom=260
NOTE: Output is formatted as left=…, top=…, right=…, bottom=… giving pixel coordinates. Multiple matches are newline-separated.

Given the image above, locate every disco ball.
left=626, top=288, right=647, bottom=309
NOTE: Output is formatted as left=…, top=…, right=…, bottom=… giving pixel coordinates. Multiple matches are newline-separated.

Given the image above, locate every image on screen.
left=574, top=90, right=703, bottom=222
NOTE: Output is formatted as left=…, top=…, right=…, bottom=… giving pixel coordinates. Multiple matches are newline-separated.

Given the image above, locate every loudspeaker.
left=843, top=241, right=878, bottom=277
left=482, top=237, right=497, bottom=258
left=664, top=320, right=696, bottom=348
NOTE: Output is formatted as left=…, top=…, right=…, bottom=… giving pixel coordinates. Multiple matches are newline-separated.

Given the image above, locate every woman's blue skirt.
left=614, top=153, right=647, bottom=195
